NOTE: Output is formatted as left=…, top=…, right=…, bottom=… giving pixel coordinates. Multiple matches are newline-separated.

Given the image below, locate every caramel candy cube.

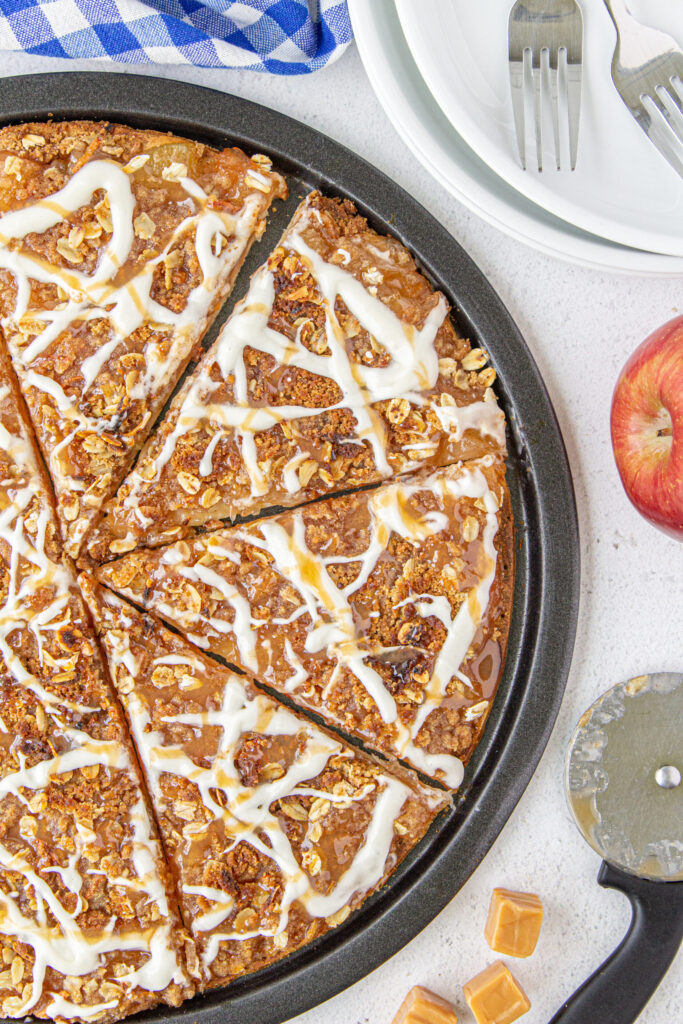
left=463, top=961, right=530, bottom=1024
left=484, top=888, right=544, bottom=957
left=392, top=985, right=458, bottom=1024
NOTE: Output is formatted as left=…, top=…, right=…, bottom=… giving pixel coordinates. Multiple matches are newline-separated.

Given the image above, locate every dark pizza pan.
left=0, top=73, right=580, bottom=1024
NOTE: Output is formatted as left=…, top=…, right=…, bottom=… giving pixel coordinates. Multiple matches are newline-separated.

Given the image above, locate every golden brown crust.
left=97, top=457, right=514, bottom=787
left=0, top=120, right=286, bottom=559
left=85, top=191, right=506, bottom=563
left=0, top=338, right=61, bottom=564
left=0, top=349, right=195, bottom=1021
left=80, top=577, right=446, bottom=986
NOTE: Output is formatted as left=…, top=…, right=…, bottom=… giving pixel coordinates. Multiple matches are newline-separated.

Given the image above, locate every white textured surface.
left=1, top=45, right=682, bottom=1024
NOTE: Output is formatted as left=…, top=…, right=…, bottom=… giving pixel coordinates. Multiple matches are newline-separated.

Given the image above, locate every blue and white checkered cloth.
left=0, top=0, right=352, bottom=71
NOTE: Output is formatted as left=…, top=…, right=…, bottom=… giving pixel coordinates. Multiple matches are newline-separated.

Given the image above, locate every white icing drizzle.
left=80, top=338, right=121, bottom=393
left=0, top=393, right=186, bottom=1016
left=0, top=153, right=272, bottom=550
left=90, top=589, right=439, bottom=976
left=182, top=886, right=234, bottom=932
left=113, top=196, right=504, bottom=532
left=249, top=516, right=398, bottom=722
left=301, top=778, right=408, bottom=916
left=0, top=738, right=127, bottom=801
left=135, top=460, right=500, bottom=788
left=45, top=996, right=120, bottom=1021
left=198, top=430, right=225, bottom=477
left=0, top=408, right=87, bottom=714
left=45, top=995, right=119, bottom=1021
left=176, top=561, right=257, bottom=670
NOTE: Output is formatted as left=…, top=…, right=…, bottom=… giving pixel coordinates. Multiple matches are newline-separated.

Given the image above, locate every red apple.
left=610, top=315, right=683, bottom=539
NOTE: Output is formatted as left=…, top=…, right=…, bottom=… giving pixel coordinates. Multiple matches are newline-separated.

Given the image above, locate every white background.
left=1, top=41, right=682, bottom=1024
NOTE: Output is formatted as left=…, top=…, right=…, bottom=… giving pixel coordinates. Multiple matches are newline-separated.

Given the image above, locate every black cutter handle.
left=548, top=861, right=683, bottom=1024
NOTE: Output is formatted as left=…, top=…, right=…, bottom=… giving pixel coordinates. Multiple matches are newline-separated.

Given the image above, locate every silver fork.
left=509, top=0, right=583, bottom=171
left=604, top=0, right=683, bottom=178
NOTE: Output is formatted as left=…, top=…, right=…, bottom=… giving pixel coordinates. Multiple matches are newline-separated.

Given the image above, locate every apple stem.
left=657, top=426, right=673, bottom=438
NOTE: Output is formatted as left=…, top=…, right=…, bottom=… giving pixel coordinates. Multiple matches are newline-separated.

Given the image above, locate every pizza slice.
left=0, top=343, right=196, bottom=1021
left=86, top=190, right=506, bottom=563
left=0, top=120, right=286, bottom=558
left=96, top=457, right=513, bottom=788
left=80, top=576, right=447, bottom=987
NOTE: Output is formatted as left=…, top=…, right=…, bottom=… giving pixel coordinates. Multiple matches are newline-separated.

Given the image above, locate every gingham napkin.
left=0, top=0, right=352, bottom=71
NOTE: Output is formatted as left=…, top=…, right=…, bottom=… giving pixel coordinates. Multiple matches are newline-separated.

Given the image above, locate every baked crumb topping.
left=81, top=578, right=446, bottom=986
left=97, top=457, right=513, bottom=788
left=0, top=346, right=194, bottom=1022
left=86, top=191, right=505, bottom=563
left=0, top=121, right=286, bottom=559
left=0, top=126, right=514, bottom=1021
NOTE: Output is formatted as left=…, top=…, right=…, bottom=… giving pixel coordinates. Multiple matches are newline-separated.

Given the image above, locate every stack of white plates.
left=348, top=0, right=683, bottom=277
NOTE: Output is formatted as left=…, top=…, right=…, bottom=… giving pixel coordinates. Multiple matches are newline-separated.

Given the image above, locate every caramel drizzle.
left=112, top=196, right=504, bottom=540
left=93, top=589, right=439, bottom=974
left=0, top=155, right=268, bottom=552
left=154, top=459, right=500, bottom=787
left=0, top=394, right=185, bottom=1017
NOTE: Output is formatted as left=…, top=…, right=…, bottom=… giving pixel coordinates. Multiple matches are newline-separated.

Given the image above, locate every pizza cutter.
left=549, top=671, right=683, bottom=1024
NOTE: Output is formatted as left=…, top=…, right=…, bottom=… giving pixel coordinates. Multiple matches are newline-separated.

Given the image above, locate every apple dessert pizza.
left=80, top=576, right=447, bottom=986
left=86, top=191, right=505, bottom=563
left=0, top=115, right=515, bottom=1022
left=0, top=345, right=195, bottom=1021
left=96, top=457, right=513, bottom=788
left=0, top=120, right=286, bottom=559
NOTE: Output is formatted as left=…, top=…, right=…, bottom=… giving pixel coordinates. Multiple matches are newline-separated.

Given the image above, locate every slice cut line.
left=80, top=575, right=447, bottom=987
left=86, top=190, right=505, bottom=563
left=0, top=120, right=286, bottom=558
left=0, top=342, right=196, bottom=1022
left=96, top=457, right=513, bottom=788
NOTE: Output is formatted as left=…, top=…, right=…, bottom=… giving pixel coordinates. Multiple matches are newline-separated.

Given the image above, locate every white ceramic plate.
left=396, top=0, right=683, bottom=258
left=348, top=0, right=683, bottom=277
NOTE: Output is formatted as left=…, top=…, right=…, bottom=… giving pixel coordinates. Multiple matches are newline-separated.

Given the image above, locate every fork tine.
left=566, top=61, right=582, bottom=171
left=509, top=60, right=527, bottom=170
left=547, top=49, right=561, bottom=171
left=524, top=46, right=537, bottom=170
left=648, top=90, right=683, bottom=148
left=659, top=81, right=683, bottom=139
left=508, top=0, right=582, bottom=173
left=655, top=136, right=683, bottom=177
left=640, top=94, right=683, bottom=177
left=533, top=51, right=543, bottom=171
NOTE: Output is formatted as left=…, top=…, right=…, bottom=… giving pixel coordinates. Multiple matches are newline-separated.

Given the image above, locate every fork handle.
left=603, top=0, right=634, bottom=28
left=547, top=862, right=683, bottom=1024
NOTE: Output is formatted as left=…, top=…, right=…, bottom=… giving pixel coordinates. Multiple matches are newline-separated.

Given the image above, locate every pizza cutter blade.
left=549, top=671, right=683, bottom=1024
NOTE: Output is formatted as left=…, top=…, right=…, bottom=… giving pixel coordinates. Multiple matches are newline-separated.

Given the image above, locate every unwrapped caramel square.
left=392, top=985, right=458, bottom=1024
left=484, top=888, right=544, bottom=957
left=463, top=961, right=530, bottom=1024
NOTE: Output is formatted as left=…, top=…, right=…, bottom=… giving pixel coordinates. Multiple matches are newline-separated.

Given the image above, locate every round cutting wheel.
left=565, top=672, right=683, bottom=882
